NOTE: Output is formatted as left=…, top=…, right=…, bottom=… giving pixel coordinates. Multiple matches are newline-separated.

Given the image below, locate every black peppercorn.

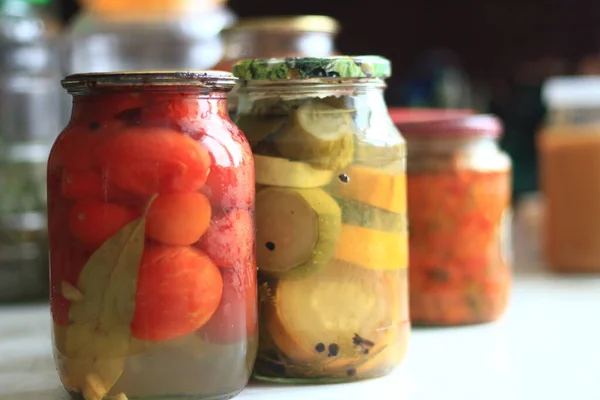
left=338, top=174, right=350, bottom=183
left=327, top=343, right=339, bottom=357
left=315, top=343, right=325, bottom=353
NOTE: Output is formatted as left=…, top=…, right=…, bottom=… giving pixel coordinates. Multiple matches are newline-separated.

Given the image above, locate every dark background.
left=56, top=0, right=600, bottom=92
left=55, top=0, right=600, bottom=199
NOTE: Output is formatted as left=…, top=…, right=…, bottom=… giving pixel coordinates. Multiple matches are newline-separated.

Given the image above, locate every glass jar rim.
left=233, top=56, right=391, bottom=81
left=222, top=15, right=340, bottom=35
left=62, top=71, right=237, bottom=94
left=392, top=111, right=503, bottom=140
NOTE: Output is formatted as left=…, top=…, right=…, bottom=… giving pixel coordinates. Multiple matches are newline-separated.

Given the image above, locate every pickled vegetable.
left=235, top=114, right=286, bottom=147
left=52, top=126, right=110, bottom=170
left=131, top=244, right=223, bottom=342
left=146, top=193, right=212, bottom=246
left=255, top=187, right=341, bottom=277
left=233, top=56, right=408, bottom=383
left=61, top=169, right=139, bottom=205
left=338, top=199, right=407, bottom=232
left=237, top=96, right=356, bottom=171
left=254, top=155, right=334, bottom=188
left=50, top=74, right=257, bottom=400
left=95, top=126, right=211, bottom=196
left=331, top=163, right=407, bottom=213
left=61, top=202, right=150, bottom=399
left=335, top=225, right=408, bottom=271
left=257, top=261, right=409, bottom=379
left=69, top=201, right=139, bottom=250
left=275, top=99, right=355, bottom=170
left=407, top=170, right=511, bottom=325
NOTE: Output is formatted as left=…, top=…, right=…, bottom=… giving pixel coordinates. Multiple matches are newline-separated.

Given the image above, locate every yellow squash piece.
left=254, top=154, right=334, bottom=188
left=339, top=199, right=407, bottom=233
left=330, top=164, right=407, bottom=213
left=255, top=187, right=341, bottom=277
left=265, top=261, right=409, bottom=378
left=334, top=224, right=408, bottom=271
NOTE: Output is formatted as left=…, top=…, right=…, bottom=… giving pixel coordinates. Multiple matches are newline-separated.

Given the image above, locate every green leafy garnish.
left=62, top=196, right=155, bottom=400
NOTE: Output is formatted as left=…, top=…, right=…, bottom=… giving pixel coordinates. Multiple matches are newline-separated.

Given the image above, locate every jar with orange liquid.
left=393, top=111, right=513, bottom=326
left=538, top=77, right=600, bottom=273
left=48, top=71, right=256, bottom=400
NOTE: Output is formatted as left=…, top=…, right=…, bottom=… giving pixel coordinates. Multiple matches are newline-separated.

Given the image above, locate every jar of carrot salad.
left=394, top=112, right=512, bottom=326
left=48, top=71, right=257, bottom=400
left=233, top=56, right=409, bottom=382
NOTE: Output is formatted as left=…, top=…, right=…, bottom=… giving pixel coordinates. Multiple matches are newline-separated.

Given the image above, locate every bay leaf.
left=63, top=357, right=125, bottom=400
left=63, top=196, right=154, bottom=400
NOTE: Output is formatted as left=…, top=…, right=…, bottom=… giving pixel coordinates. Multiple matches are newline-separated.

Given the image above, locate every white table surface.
left=1, top=199, right=600, bottom=400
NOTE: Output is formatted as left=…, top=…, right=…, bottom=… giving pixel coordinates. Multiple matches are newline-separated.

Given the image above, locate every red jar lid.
left=388, top=107, right=476, bottom=123
left=389, top=107, right=503, bottom=139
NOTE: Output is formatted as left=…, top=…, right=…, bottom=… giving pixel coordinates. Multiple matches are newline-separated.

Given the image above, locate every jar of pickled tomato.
left=48, top=71, right=257, bottom=400
left=233, top=56, right=410, bottom=382
left=393, top=111, right=513, bottom=326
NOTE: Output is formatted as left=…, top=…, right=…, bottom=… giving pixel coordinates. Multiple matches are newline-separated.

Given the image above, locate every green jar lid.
left=232, top=56, right=391, bottom=81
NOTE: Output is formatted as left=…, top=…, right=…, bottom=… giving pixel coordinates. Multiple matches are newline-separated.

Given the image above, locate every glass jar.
left=213, top=15, right=340, bottom=118
left=393, top=112, right=512, bottom=326
left=48, top=71, right=257, bottom=400
left=59, top=0, right=236, bottom=126
left=213, top=15, right=340, bottom=73
left=0, top=0, right=62, bottom=302
left=233, top=56, right=410, bottom=382
left=538, top=77, right=600, bottom=273
left=64, top=0, right=234, bottom=73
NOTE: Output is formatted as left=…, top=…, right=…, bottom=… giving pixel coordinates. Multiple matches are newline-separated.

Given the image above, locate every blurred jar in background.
left=213, top=15, right=340, bottom=116
left=538, top=77, right=600, bottom=273
left=0, top=0, right=61, bottom=302
left=213, top=15, right=340, bottom=72
left=392, top=109, right=513, bottom=325
left=60, top=0, right=235, bottom=123
left=64, top=0, right=235, bottom=73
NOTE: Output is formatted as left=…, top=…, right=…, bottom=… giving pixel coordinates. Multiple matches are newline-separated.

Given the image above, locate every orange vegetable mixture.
left=407, top=169, right=511, bottom=325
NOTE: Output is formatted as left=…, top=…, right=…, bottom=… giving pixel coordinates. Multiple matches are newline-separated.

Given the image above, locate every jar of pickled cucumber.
left=233, top=56, right=410, bottom=382
left=48, top=71, right=257, bottom=400
left=393, top=112, right=512, bottom=326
